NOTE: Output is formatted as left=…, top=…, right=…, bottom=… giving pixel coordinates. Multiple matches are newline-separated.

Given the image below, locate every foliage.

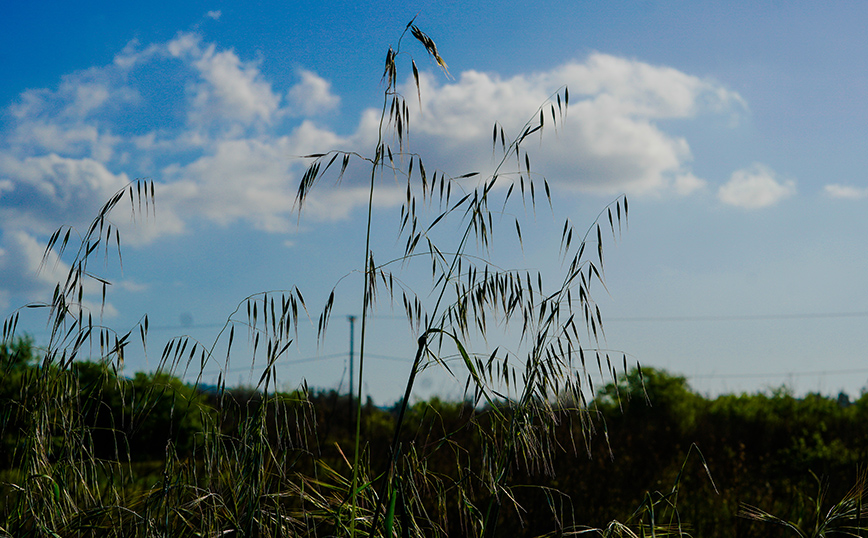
left=6, top=328, right=868, bottom=537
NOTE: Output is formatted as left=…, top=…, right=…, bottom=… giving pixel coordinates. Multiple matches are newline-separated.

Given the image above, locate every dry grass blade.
left=739, top=504, right=807, bottom=537
left=739, top=472, right=868, bottom=538
left=410, top=25, right=449, bottom=76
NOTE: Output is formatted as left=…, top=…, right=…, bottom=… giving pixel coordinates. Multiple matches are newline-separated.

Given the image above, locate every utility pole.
left=347, top=315, right=357, bottom=427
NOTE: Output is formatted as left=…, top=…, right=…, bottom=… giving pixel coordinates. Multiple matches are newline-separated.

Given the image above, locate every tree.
left=0, top=334, right=35, bottom=371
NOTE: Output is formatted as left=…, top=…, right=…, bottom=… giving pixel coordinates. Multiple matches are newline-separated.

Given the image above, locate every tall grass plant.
left=1, top=21, right=639, bottom=537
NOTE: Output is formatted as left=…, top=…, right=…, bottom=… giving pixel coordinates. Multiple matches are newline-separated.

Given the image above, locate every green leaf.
left=385, top=484, right=398, bottom=537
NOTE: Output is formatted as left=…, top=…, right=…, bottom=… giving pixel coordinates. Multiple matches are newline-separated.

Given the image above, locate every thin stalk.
left=350, top=24, right=417, bottom=537
left=350, top=69, right=392, bottom=538
left=369, top=332, right=427, bottom=532
left=368, top=93, right=555, bottom=536
left=349, top=151, right=378, bottom=537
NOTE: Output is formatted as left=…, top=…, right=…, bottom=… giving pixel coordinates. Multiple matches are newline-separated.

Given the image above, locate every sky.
left=3, top=1, right=868, bottom=403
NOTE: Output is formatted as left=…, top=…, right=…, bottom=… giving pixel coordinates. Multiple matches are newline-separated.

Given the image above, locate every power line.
left=135, top=310, right=868, bottom=333
left=688, top=367, right=868, bottom=380
left=363, top=311, right=868, bottom=323
left=148, top=323, right=227, bottom=331
left=609, top=311, right=868, bottom=323
left=194, top=351, right=411, bottom=378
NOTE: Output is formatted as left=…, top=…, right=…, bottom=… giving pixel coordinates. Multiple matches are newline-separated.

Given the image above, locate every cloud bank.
left=0, top=31, right=746, bottom=309
left=407, top=54, right=744, bottom=195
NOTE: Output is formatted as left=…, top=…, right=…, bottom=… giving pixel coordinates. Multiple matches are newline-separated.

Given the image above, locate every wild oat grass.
left=0, top=20, right=654, bottom=538
left=739, top=472, right=868, bottom=538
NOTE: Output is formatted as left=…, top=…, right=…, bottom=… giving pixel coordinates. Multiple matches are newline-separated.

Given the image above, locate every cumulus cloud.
left=0, top=31, right=746, bottom=311
left=548, top=53, right=745, bottom=118
left=0, top=230, right=118, bottom=316
left=0, top=32, right=352, bottom=234
left=718, top=164, right=796, bottom=209
left=7, top=69, right=135, bottom=163
left=288, top=70, right=340, bottom=116
left=160, top=138, right=298, bottom=232
left=824, top=184, right=868, bottom=200
left=673, top=173, right=706, bottom=195
left=405, top=53, right=742, bottom=195
left=10, top=75, right=135, bottom=122
left=0, top=230, right=61, bottom=310
left=155, top=119, right=358, bottom=230
left=206, top=10, right=221, bottom=20
left=0, top=153, right=131, bottom=235
left=166, top=33, right=282, bottom=126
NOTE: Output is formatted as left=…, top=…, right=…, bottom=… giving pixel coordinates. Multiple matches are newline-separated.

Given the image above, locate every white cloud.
left=160, top=138, right=298, bottom=232
left=154, top=119, right=375, bottom=231
left=1, top=32, right=356, bottom=237
left=1, top=230, right=68, bottom=291
left=404, top=54, right=743, bottom=195
left=206, top=10, right=222, bottom=20
left=11, top=122, right=120, bottom=162
left=20, top=71, right=138, bottom=122
left=0, top=153, right=131, bottom=234
left=300, top=185, right=404, bottom=222
left=0, top=230, right=118, bottom=317
left=7, top=69, right=136, bottom=163
left=549, top=53, right=746, bottom=119
left=0, top=32, right=747, bottom=311
left=718, top=164, right=796, bottom=209
left=288, top=70, right=340, bottom=116
left=824, top=183, right=868, bottom=200
left=166, top=33, right=282, bottom=126
left=673, top=173, right=706, bottom=195
left=118, top=279, right=149, bottom=293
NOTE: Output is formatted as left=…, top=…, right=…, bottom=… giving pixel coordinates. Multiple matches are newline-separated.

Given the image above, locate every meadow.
left=2, top=22, right=867, bottom=537
left=4, top=339, right=868, bottom=537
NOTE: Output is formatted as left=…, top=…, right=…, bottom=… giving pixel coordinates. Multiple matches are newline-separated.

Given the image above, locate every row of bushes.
left=3, top=336, right=867, bottom=536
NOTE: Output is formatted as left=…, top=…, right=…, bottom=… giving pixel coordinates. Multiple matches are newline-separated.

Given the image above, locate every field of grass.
left=4, top=345, right=868, bottom=537
left=3, top=21, right=868, bottom=538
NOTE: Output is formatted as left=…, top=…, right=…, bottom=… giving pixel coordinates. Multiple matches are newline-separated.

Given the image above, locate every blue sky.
left=4, top=1, right=868, bottom=403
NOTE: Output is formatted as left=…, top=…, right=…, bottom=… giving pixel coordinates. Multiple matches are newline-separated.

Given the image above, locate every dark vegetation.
left=3, top=337, right=868, bottom=537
